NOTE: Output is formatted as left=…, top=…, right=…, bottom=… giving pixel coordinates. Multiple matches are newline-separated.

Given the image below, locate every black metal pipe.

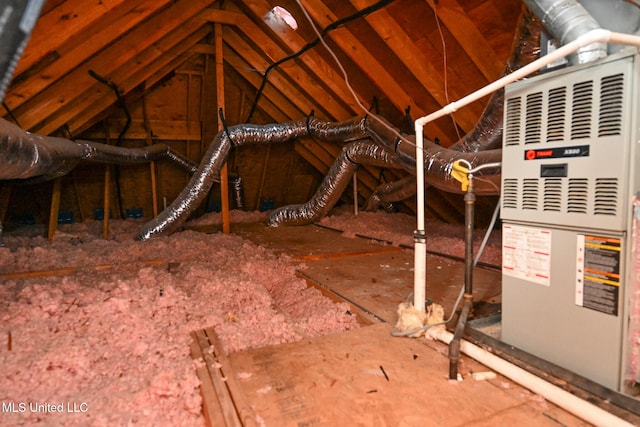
left=464, top=181, right=476, bottom=295
left=449, top=294, right=473, bottom=380
left=449, top=175, right=477, bottom=379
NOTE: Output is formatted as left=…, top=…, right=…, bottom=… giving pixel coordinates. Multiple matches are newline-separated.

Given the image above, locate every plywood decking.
left=189, top=223, right=639, bottom=426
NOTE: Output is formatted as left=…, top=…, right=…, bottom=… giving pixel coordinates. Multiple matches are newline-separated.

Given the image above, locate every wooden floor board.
left=189, top=222, right=637, bottom=426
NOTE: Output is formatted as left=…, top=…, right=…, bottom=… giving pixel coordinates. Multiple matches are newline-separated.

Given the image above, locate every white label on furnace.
left=502, top=224, right=551, bottom=286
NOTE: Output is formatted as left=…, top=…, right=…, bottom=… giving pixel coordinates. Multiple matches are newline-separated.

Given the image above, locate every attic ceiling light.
left=264, top=6, right=298, bottom=31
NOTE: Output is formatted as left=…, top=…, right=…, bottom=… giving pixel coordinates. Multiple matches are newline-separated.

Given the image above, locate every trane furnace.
left=500, top=48, right=640, bottom=397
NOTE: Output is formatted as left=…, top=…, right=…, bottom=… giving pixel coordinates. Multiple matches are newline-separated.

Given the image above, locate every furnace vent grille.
left=501, top=53, right=634, bottom=231
left=594, top=178, right=619, bottom=216
left=522, top=179, right=539, bottom=210
left=502, top=178, right=519, bottom=209
left=567, top=178, right=589, bottom=214
left=525, top=92, right=543, bottom=144
left=503, top=72, right=626, bottom=145
left=546, top=87, right=566, bottom=142
left=501, top=178, right=619, bottom=218
left=504, top=98, right=522, bottom=147
left=599, top=73, right=624, bottom=137
left=543, top=178, right=562, bottom=212
left=570, top=80, right=593, bottom=140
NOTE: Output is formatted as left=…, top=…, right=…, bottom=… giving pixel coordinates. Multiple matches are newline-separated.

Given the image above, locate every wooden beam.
left=209, top=4, right=353, bottom=121
left=216, top=23, right=230, bottom=234
left=224, top=48, right=304, bottom=121
left=14, top=0, right=213, bottom=133
left=299, top=0, right=453, bottom=145
left=223, top=28, right=333, bottom=120
left=7, top=0, right=175, bottom=113
left=62, top=25, right=212, bottom=136
left=48, top=178, right=61, bottom=241
left=347, top=0, right=483, bottom=132
left=14, top=0, right=128, bottom=76
left=236, top=0, right=360, bottom=118
left=82, top=119, right=202, bottom=141
left=224, top=64, right=291, bottom=123
left=426, top=0, right=504, bottom=82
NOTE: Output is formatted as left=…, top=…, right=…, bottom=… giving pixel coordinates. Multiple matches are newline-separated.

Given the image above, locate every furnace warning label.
left=502, top=224, right=551, bottom=286
left=575, top=235, right=620, bottom=316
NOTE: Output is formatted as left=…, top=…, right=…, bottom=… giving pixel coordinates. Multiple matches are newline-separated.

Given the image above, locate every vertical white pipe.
left=414, top=122, right=426, bottom=312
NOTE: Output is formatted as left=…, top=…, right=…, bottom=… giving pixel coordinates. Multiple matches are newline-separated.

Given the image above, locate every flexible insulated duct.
left=364, top=175, right=416, bottom=212
left=231, top=175, right=246, bottom=210
left=523, top=0, right=607, bottom=64
left=0, top=118, right=197, bottom=180
left=267, top=139, right=404, bottom=226
left=137, top=117, right=368, bottom=239
left=364, top=117, right=503, bottom=196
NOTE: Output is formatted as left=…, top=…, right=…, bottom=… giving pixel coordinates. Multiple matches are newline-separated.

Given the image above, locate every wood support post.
left=142, top=92, right=159, bottom=218
left=48, top=178, right=61, bottom=241
left=215, top=23, right=230, bottom=234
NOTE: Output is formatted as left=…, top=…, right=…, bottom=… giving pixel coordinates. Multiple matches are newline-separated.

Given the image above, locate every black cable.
left=245, top=0, right=396, bottom=123
left=2, top=101, right=21, bottom=128
left=88, top=69, right=132, bottom=219
left=218, top=108, right=234, bottom=146
left=88, top=69, right=131, bottom=146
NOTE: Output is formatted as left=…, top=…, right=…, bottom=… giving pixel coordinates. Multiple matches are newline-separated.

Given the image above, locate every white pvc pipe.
left=415, top=30, right=640, bottom=129
left=430, top=328, right=634, bottom=427
left=412, top=29, right=640, bottom=312
left=413, top=122, right=426, bottom=312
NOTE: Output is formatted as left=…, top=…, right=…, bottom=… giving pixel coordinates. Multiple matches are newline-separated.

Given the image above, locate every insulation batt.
left=0, top=219, right=358, bottom=426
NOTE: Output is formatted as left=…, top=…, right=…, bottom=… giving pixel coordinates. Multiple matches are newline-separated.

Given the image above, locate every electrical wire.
left=430, top=0, right=462, bottom=141
left=294, top=0, right=416, bottom=150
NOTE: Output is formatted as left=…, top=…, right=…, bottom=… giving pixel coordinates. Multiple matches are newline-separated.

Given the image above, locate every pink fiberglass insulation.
left=317, top=206, right=502, bottom=267
left=0, top=219, right=358, bottom=426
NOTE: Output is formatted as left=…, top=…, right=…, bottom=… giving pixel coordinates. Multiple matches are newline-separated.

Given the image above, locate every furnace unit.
left=500, top=47, right=640, bottom=395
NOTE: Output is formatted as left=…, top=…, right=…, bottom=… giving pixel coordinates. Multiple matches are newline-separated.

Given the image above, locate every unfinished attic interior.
left=4, top=0, right=640, bottom=425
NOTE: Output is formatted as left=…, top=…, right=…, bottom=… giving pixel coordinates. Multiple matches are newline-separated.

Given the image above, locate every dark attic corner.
left=2, top=0, right=640, bottom=426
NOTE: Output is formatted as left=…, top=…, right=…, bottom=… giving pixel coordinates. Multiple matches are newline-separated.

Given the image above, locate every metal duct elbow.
left=524, top=0, right=606, bottom=64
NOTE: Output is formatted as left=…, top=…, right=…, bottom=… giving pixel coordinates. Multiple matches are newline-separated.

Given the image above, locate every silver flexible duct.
left=137, top=117, right=368, bottom=239
left=523, top=0, right=606, bottom=64
left=0, top=117, right=197, bottom=180
left=364, top=117, right=503, bottom=196
left=267, top=139, right=404, bottom=226
left=364, top=175, right=416, bottom=212
left=231, top=175, right=246, bottom=210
